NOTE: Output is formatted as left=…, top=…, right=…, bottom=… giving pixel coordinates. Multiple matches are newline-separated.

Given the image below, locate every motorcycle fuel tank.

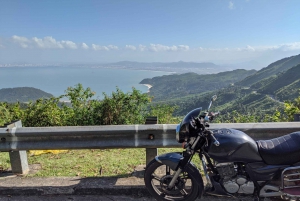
left=207, top=129, right=262, bottom=163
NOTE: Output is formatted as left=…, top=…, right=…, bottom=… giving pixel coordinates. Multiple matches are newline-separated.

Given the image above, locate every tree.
left=97, top=87, right=150, bottom=125
left=283, top=95, right=300, bottom=121
left=0, top=103, right=11, bottom=126
left=148, top=104, right=179, bottom=124
left=22, top=97, right=66, bottom=127
left=63, top=83, right=98, bottom=126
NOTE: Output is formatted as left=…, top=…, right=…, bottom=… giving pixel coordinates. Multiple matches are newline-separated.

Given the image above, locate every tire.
left=144, top=159, right=201, bottom=201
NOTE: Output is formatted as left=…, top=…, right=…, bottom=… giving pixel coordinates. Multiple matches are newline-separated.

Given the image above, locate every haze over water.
left=0, top=66, right=171, bottom=99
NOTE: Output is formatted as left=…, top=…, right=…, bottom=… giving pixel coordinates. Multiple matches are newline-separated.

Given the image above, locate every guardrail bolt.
left=148, top=134, right=155, bottom=140
left=145, top=116, right=158, bottom=165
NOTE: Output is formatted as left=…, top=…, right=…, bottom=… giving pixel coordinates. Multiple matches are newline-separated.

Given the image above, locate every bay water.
left=0, top=66, right=171, bottom=100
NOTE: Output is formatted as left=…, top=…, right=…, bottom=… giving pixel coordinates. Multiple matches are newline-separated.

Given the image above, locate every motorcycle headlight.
left=176, top=123, right=189, bottom=143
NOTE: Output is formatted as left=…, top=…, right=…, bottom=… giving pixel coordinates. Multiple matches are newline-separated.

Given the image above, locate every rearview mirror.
left=212, top=95, right=217, bottom=101
left=207, top=95, right=217, bottom=112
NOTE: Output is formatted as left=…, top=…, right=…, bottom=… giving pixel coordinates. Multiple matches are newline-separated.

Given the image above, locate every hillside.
left=257, top=64, right=300, bottom=100
left=237, top=53, right=300, bottom=87
left=140, top=69, right=256, bottom=101
left=0, top=87, right=53, bottom=103
left=147, top=54, right=300, bottom=117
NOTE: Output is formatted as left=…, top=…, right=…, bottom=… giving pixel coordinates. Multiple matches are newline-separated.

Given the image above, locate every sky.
left=1, top=0, right=300, bottom=68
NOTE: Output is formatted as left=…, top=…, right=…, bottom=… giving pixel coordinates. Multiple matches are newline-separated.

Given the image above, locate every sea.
left=0, top=66, right=172, bottom=100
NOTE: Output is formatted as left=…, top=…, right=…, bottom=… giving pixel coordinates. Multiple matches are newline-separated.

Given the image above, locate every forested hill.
left=255, top=63, right=300, bottom=100
left=237, top=53, right=300, bottom=87
left=144, top=53, right=300, bottom=116
left=140, top=69, right=256, bottom=101
left=0, top=87, right=53, bottom=102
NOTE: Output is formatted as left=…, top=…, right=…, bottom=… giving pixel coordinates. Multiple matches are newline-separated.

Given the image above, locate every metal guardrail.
left=1, top=120, right=300, bottom=174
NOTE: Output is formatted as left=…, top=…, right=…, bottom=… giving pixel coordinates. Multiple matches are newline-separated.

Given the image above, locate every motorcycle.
left=144, top=95, right=300, bottom=201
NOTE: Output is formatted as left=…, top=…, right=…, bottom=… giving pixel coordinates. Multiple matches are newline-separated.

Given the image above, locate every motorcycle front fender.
left=155, top=152, right=204, bottom=188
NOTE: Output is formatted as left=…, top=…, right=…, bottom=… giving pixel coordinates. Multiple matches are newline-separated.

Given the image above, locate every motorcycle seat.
left=257, top=132, right=300, bottom=165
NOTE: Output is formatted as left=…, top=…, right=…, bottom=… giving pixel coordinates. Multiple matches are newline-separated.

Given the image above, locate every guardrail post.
left=5, top=120, right=29, bottom=175
left=145, top=117, right=158, bottom=165
left=294, top=114, right=300, bottom=122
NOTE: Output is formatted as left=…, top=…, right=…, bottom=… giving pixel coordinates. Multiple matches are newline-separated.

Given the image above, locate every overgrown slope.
left=237, top=53, right=300, bottom=87
left=147, top=54, right=300, bottom=116
left=0, top=87, right=53, bottom=102
left=140, top=69, right=256, bottom=101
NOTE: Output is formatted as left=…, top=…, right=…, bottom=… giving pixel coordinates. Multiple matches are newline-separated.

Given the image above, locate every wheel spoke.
left=157, top=192, right=166, bottom=197
left=151, top=173, right=161, bottom=181
left=180, top=189, right=188, bottom=196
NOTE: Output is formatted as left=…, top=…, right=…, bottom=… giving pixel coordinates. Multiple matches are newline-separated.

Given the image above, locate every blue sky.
left=1, top=0, right=300, bottom=67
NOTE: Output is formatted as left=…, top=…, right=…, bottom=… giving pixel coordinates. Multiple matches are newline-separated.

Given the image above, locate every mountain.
left=140, top=69, right=256, bottom=101
left=145, top=54, right=300, bottom=117
left=111, top=61, right=219, bottom=68
left=104, top=61, right=229, bottom=74
left=256, top=64, right=300, bottom=100
left=237, top=54, right=300, bottom=87
left=0, top=87, right=53, bottom=103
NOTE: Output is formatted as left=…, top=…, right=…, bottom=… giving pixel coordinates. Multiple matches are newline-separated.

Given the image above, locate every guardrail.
left=1, top=120, right=300, bottom=174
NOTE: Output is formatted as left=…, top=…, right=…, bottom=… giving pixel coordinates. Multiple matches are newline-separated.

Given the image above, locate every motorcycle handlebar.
left=206, top=130, right=220, bottom=147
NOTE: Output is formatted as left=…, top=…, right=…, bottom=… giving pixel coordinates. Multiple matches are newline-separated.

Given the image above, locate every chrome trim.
left=281, top=166, right=300, bottom=189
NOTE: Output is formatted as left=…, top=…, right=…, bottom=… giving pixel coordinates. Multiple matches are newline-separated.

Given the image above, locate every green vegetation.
left=140, top=69, right=256, bottom=101
left=1, top=54, right=300, bottom=177
left=237, top=53, right=300, bottom=87
left=144, top=54, right=300, bottom=119
left=0, top=84, right=178, bottom=127
left=0, top=87, right=53, bottom=103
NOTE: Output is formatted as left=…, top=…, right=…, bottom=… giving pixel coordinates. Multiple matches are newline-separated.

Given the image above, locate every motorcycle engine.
left=216, top=162, right=255, bottom=194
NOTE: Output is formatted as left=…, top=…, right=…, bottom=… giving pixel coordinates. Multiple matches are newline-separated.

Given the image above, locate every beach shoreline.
left=142, top=84, right=152, bottom=93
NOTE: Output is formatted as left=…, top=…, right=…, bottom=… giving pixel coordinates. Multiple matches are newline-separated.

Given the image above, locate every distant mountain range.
left=101, top=61, right=231, bottom=74
left=0, top=87, right=53, bottom=103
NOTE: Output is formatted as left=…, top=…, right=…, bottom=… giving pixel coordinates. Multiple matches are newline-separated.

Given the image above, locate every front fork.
left=167, top=135, right=202, bottom=189
left=201, top=154, right=212, bottom=188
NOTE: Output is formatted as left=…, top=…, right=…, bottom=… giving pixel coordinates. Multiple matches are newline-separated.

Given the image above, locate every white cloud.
left=4, top=35, right=300, bottom=66
left=148, top=44, right=190, bottom=52
left=91, top=44, right=119, bottom=51
left=125, top=45, right=136, bottom=50
left=11, top=35, right=30, bottom=48
left=61, top=40, right=77, bottom=49
left=32, top=36, right=64, bottom=49
left=11, top=35, right=78, bottom=49
left=278, top=42, right=300, bottom=51
left=81, top=43, right=89, bottom=49
left=233, top=43, right=300, bottom=52
left=92, top=44, right=109, bottom=51
left=228, top=1, right=234, bottom=9
left=107, top=45, right=119, bottom=50
left=138, top=44, right=147, bottom=51
left=178, top=45, right=190, bottom=51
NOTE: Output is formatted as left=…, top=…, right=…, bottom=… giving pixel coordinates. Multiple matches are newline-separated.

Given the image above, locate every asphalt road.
left=0, top=195, right=257, bottom=201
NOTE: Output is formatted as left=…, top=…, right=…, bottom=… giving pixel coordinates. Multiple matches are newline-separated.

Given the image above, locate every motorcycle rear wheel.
left=144, top=160, right=200, bottom=201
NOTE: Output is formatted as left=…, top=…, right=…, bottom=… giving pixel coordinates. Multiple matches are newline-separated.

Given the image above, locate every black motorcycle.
left=144, top=95, right=300, bottom=201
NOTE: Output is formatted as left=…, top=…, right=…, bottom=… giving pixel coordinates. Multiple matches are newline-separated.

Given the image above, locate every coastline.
left=142, top=84, right=152, bottom=93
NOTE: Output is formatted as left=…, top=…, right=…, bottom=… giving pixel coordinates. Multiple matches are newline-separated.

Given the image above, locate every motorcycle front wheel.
left=144, top=160, right=200, bottom=201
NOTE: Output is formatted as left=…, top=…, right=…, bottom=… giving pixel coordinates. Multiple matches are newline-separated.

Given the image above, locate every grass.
left=0, top=148, right=202, bottom=177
